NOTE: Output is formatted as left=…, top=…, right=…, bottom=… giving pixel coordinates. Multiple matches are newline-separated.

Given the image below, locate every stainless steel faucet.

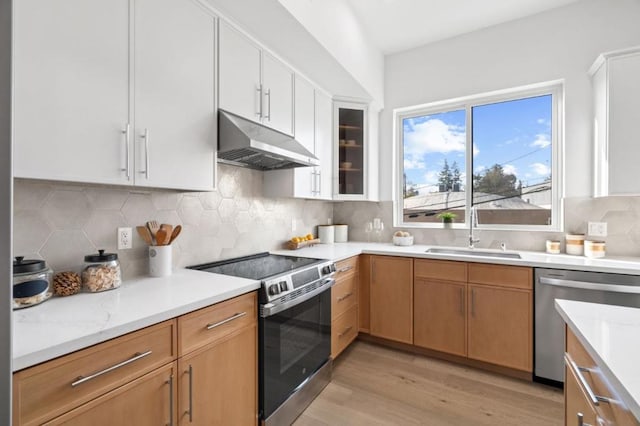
left=468, top=205, right=480, bottom=249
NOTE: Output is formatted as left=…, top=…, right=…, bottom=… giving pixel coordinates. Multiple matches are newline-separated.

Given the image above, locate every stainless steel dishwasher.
left=535, top=268, right=640, bottom=385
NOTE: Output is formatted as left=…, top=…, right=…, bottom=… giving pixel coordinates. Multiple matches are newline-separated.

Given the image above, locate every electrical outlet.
left=118, top=227, right=132, bottom=249
left=587, top=222, right=607, bottom=237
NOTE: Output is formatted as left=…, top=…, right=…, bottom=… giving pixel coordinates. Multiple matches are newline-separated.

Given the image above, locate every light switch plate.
left=118, top=227, right=132, bottom=249
left=587, top=222, right=607, bottom=237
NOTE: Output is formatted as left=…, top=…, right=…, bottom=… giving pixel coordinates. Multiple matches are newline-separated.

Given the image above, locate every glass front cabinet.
left=334, top=101, right=368, bottom=199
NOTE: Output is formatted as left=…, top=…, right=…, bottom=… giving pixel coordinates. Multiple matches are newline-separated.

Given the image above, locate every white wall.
left=277, top=0, right=384, bottom=108
left=379, top=0, right=640, bottom=201
left=1, top=0, right=12, bottom=421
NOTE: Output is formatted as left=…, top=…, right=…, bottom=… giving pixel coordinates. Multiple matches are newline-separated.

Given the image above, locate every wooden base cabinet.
left=369, top=256, right=413, bottom=344
left=331, top=256, right=359, bottom=359
left=45, top=363, right=177, bottom=426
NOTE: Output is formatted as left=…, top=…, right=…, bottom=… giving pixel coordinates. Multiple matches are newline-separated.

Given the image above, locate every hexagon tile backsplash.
left=13, top=164, right=333, bottom=279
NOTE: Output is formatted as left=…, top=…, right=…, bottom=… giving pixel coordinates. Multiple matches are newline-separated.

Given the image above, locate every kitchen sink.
left=425, top=248, right=522, bottom=259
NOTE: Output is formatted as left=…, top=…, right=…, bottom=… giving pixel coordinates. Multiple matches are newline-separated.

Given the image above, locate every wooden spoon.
left=155, top=228, right=169, bottom=246
left=169, top=225, right=182, bottom=244
left=160, top=223, right=173, bottom=239
left=147, top=220, right=160, bottom=241
left=136, top=226, right=154, bottom=246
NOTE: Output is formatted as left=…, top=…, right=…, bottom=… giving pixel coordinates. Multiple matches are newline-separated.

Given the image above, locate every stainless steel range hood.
left=217, top=110, right=319, bottom=170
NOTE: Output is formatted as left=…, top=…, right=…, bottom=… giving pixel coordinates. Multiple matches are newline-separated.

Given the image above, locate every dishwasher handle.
left=539, top=276, right=640, bottom=294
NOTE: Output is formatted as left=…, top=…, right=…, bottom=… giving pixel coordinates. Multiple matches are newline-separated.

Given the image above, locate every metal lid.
left=84, top=249, right=118, bottom=262
left=13, top=256, right=47, bottom=274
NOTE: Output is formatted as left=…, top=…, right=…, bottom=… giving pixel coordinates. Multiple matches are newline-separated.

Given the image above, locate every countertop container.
left=585, top=240, right=606, bottom=258
left=318, top=225, right=335, bottom=244
left=565, top=234, right=585, bottom=255
left=13, top=257, right=53, bottom=309
left=334, top=225, right=348, bottom=243
left=82, top=250, right=121, bottom=292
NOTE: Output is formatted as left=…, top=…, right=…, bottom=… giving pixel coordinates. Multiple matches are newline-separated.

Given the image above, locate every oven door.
left=259, top=286, right=331, bottom=420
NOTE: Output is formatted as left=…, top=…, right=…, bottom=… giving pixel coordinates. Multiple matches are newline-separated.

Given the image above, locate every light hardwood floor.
left=294, top=341, right=563, bottom=426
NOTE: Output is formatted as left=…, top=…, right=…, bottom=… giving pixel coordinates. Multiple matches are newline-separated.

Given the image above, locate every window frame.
left=393, top=81, right=564, bottom=232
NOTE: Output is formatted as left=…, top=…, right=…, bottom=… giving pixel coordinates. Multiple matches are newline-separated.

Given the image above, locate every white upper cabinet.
left=133, top=0, right=216, bottom=190
left=218, top=21, right=293, bottom=135
left=591, top=47, right=640, bottom=197
left=13, top=0, right=216, bottom=191
left=314, top=90, right=334, bottom=200
left=13, top=0, right=130, bottom=185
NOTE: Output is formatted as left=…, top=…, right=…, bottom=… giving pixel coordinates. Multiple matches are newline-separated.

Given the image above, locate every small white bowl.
left=340, top=162, right=352, bottom=169
left=393, top=235, right=414, bottom=246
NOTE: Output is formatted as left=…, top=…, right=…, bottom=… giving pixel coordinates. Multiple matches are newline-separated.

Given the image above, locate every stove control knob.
left=268, top=284, right=280, bottom=296
left=322, top=264, right=336, bottom=275
left=279, top=281, right=288, bottom=292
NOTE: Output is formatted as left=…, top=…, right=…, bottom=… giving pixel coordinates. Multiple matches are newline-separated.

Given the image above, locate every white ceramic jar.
left=565, top=234, right=585, bottom=255
left=584, top=240, right=606, bottom=258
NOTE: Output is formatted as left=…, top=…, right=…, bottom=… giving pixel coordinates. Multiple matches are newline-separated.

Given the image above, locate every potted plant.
left=437, top=212, right=457, bottom=228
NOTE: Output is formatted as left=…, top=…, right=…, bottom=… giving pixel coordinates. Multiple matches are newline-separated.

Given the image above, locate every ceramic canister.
left=334, top=225, right=348, bottom=243
left=149, top=245, right=172, bottom=277
left=318, top=225, right=335, bottom=244
left=565, top=234, right=585, bottom=256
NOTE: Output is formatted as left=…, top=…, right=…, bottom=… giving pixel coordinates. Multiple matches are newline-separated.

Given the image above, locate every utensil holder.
left=149, top=245, right=172, bottom=277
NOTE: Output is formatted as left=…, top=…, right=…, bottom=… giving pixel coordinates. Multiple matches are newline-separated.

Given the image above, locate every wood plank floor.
left=294, top=341, right=563, bottom=426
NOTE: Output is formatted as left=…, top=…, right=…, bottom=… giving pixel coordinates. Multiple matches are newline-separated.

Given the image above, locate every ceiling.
left=345, top=0, right=583, bottom=54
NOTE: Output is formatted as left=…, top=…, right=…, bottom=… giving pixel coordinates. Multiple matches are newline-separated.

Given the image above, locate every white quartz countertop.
left=13, top=268, right=260, bottom=371
left=274, top=242, right=640, bottom=275
left=555, top=300, right=640, bottom=420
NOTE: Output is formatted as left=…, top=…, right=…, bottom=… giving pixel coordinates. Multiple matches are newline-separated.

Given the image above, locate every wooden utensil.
left=169, top=225, right=182, bottom=244
left=147, top=220, right=160, bottom=241
left=155, top=228, right=169, bottom=246
left=136, top=226, right=154, bottom=246
left=160, top=223, right=173, bottom=239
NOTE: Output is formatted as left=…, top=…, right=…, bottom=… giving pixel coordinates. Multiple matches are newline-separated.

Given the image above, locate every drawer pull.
left=187, top=365, right=193, bottom=422
left=337, top=292, right=353, bottom=302
left=338, top=326, right=353, bottom=338
left=71, top=350, right=153, bottom=387
left=565, top=353, right=612, bottom=406
left=167, top=374, right=174, bottom=426
left=338, top=265, right=354, bottom=273
left=205, top=311, right=247, bottom=330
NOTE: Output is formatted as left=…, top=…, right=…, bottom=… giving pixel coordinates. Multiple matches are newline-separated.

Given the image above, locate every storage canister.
left=584, top=240, right=606, bottom=258
left=318, top=225, right=335, bottom=244
left=13, top=256, right=53, bottom=309
left=334, top=224, right=348, bottom=243
left=565, top=234, right=585, bottom=255
left=82, top=249, right=122, bottom=292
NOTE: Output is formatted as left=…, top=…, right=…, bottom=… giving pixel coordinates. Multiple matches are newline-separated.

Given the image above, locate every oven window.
left=279, top=302, right=323, bottom=373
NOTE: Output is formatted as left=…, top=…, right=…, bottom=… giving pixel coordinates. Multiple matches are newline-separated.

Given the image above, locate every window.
left=395, top=82, right=562, bottom=230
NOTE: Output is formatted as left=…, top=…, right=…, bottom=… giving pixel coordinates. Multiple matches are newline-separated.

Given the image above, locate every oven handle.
left=260, top=278, right=335, bottom=318
left=539, top=276, right=640, bottom=294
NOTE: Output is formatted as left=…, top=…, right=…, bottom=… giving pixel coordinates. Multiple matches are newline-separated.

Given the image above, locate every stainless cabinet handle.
left=256, top=85, right=263, bottom=118
left=310, top=171, right=316, bottom=194
left=337, top=292, right=353, bottom=302
left=459, top=287, right=464, bottom=315
left=565, top=353, right=612, bottom=406
left=316, top=169, right=321, bottom=195
left=206, top=311, right=246, bottom=330
left=139, top=128, right=150, bottom=179
left=338, top=326, right=353, bottom=338
left=470, top=288, right=475, bottom=317
left=167, top=374, right=174, bottom=426
left=265, top=88, right=271, bottom=121
left=338, top=265, right=353, bottom=273
left=577, top=412, right=593, bottom=426
left=121, top=123, right=131, bottom=179
left=187, top=365, right=193, bottom=422
left=71, top=350, right=153, bottom=387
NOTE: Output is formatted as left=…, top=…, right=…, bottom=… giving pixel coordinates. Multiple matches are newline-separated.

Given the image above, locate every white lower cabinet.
left=13, top=0, right=217, bottom=191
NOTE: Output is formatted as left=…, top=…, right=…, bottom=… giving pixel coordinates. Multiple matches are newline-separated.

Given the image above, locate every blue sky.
left=403, top=94, right=552, bottom=195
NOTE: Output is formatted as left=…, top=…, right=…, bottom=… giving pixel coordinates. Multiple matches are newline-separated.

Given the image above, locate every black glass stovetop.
left=188, top=252, right=323, bottom=281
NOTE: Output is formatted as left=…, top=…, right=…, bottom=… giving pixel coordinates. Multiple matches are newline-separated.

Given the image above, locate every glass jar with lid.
left=82, top=249, right=122, bottom=292
left=13, top=256, right=53, bottom=309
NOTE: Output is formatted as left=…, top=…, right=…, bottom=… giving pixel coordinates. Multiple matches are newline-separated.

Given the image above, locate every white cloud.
left=404, top=118, right=465, bottom=157
left=530, top=134, right=551, bottom=149
left=404, top=157, right=425, bottom=170
left=530, top=162, right=550, bottom=175
left=503, top=164, right=518, bottom=176
left=423, top=170, right=439, bottom=184
left=475, top=165, right=486, bottom=173
left=537, top=118, right=551, bottom=127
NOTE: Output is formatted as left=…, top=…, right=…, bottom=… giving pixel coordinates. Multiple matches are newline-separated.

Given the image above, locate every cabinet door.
left=334, top=102, right=367, bottom=199
left=13, top=0, right=130, bottom=185
left=178, top=325, right=257, bottom=426
left=262, top=53, right=294, bottom=135
left=219, top=21, right=261, bottom=123
left=315, top=90, right=334, bottom=200
left=414, top=279, right=466, bottom=357
left=45, top=363, right=177, bottom=426
left=370, top=256, right=413, bottom=344
left=467, top=284, right=532, bottom=371
left=607, top=53, right=640, bottom=195
left=293, top=75, right=316, bottom=198
left=133, top=0, right=215, bottom=191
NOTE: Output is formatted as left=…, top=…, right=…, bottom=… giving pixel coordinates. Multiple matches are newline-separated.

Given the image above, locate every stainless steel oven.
left=189, top=252, right=336, bottom=425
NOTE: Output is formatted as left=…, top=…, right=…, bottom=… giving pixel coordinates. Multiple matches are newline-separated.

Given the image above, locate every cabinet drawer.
left=331, top=305, right=358, bottom=359
left=335, top=256, right=359, bottom=280
left=178, top=292, right=257, bottom=356
left=414, top=259, right=467, bottom=282
left=332, top=272, right=358, bottom=320
left=468, top=263, right=532, bottom=290
left=13, top=320, right=177, bottom=426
